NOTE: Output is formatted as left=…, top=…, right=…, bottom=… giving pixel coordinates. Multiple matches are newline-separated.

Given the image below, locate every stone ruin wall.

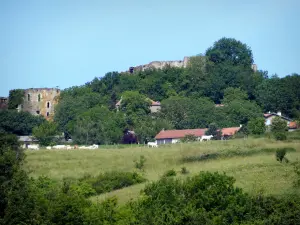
left=21, top=88, right=60, bottom=120
left=126, top=56, right=258, bottom=73
left=128, top=56, right=190, bottom=73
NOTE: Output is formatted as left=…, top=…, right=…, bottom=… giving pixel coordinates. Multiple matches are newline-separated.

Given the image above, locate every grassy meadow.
left=24, top=136, right=300, bottom=205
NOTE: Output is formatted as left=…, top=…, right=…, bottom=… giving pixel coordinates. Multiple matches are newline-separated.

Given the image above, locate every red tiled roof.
left=289, top=121, right=298, bottom=129
left=221, top=127, right=241, bottom=136
left=155, top=129, right=207, bottom=139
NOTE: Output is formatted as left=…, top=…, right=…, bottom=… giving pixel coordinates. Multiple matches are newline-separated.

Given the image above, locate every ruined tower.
left=17, top=88, right=60, bottom=120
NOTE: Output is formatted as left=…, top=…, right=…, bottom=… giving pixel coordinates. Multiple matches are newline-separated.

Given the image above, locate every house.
left=264, top=112, right=292, bottom=126
left=155, top=126, right=242, bottom=145
left=116, top=97, right=161, bottom=113
left=18, top=136, right=39, bottom=149
left=155, top=129, right=207, bottom=145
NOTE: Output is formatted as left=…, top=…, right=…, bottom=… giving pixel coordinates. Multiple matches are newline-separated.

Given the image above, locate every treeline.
left=1, top=37, right=300, bottom=144
left=1, top=134, right=300, bottom=225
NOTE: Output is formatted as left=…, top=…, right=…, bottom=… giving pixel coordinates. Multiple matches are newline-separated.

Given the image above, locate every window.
left=47, top=102, right=50, bottom=108
left=38, top=94, right=41, bottom=102
left=46, top=112, right=49, bottom=117
left=36, top=110, right=40, bottom=115
left=28, top=94, right=31, bottom=101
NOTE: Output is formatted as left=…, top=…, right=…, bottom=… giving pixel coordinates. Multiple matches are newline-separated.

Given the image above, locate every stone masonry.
left=18, top=88, right=60, bottom=120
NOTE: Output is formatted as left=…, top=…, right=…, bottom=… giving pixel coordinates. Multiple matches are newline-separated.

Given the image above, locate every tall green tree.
left=32, top=121, right=60, bottom=146
left=0, top=110, right=45, bottom=135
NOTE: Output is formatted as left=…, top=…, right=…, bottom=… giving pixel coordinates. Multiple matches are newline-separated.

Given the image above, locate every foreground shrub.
left=276, top=148, right=288, bottom=163
left=273, top=132, right=287, bottom=140
left=80, top=171, right=146, bottom=195
left=126, top=172, right=300, bottom=224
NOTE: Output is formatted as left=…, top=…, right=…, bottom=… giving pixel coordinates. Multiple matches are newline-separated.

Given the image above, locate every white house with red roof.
left=155, top=126, right=242, bottom=145
left=263, top=111, right=298, bottom=130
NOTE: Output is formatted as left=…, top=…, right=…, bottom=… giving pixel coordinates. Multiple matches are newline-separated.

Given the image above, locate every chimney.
left=277, top=111, right=282, bottom=116
left=240, top=124, right=242, bottom=128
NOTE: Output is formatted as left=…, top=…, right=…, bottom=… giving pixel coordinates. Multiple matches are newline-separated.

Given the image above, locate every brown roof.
left=155, top=129, right=207, bottom=139
left=221, top=127, right=241, bottom=136
left=264, top=113, right=272, bottom=117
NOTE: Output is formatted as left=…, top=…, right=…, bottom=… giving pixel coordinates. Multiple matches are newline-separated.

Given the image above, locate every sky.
left=0, top=0, right=299, bottom=96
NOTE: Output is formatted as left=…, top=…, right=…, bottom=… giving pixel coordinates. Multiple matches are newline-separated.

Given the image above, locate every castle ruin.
left=128, top=56, right=190, bottom=73
left=17, top=88, right=60, bottom=120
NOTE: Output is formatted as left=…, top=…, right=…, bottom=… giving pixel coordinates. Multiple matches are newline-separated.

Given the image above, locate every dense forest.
left=1, top=37, right=300, bottom=144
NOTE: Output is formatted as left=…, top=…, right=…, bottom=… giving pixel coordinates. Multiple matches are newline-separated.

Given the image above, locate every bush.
left=162, top=169, right=177, bottom=177
left=134, top=155, right=146, bottom=170
left=276, top=148, right=287, bottom=162
left=80, top=171, right=146, bottom=195
left=180, top=167, right=189, bottom=174
left=273, top=132, right=287, bottom=140
left=181, top=134, right=197, bottom=143
left=70, top=182, right=96, bottom=197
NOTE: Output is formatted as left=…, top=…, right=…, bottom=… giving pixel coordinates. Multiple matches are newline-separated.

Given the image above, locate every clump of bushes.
left=163, top=169, right=177, bottom=177
left=79, top=171, right=146, bottom=195
left=182, top=147, right=296, bottom=163
left=134, top=155, right=146, bottom=170
left=181, top=134, right=197, bottom=143
left=181, top=167, right=189, bottom=174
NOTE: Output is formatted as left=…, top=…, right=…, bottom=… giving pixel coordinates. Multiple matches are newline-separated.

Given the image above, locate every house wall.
left=150, top=105, right=161, bottom=113
left=157, top=138, right=173, bottom=145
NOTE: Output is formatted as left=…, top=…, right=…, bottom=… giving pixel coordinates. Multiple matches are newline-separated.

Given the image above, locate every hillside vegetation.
left=3, top=37, right=300, bottom=146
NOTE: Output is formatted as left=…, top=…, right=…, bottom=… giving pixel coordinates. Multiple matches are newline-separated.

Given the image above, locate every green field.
left=24, top=137, right=300, bottom=205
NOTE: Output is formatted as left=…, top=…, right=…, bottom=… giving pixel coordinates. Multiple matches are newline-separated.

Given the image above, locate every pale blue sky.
left=0, top=0, right=299, bottom=96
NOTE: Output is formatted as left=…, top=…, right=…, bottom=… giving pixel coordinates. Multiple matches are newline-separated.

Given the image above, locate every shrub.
left=70, top=182, right=96, bottom=197
left=276, top=148, right=287, bottom=162
left=180, top=167, right=189, bottom=174
left=80, top=171, right=146, bottom=195
left=134, top=155, right=146, bottom=170
left=181, top=134, right=197, bottom=143
left=273, top=132, right=287, bottom=140
left=162, top=169, right=177, bottom=177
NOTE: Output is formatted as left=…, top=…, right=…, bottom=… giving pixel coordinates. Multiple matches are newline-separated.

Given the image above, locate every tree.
left=247, top=117, right=266, bottom=135
left=222, top=87, right=248, bottom=103
left=8, top=89, right=24, bottom=110
left=271, top=117, right=288, bottom=140
left=71, top=106, right=125, bottom=145
left=205, top=37, right=253, bottom=67
left=0, top=110, right=45, bottom=135
left=32, top=121, right=60, bottom=146
left=205, top=123, right=222, bottom=140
